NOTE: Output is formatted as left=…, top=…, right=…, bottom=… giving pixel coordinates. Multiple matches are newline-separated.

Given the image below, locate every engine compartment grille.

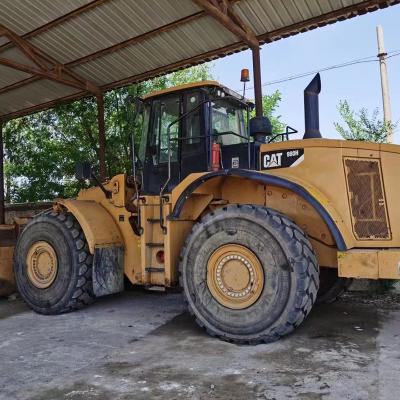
left=344, top=158, right=390, bottom=240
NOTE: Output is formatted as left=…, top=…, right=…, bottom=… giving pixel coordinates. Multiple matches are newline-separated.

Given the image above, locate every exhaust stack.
left=303, top=73, right=322, bottom=139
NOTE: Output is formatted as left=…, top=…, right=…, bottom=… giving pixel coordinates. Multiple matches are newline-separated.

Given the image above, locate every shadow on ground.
left=1, top=291, right=399, bottom=400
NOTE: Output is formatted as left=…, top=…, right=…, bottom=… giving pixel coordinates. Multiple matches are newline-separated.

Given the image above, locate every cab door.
left=142, top=94, right=181, bottom=194
left=180, top=91, right=208, bottom=179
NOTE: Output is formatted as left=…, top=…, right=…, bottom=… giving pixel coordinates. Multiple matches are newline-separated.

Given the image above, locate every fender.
left=56, top=199, right=123, bottom=254
left=170, top=169, right=347, bottom=251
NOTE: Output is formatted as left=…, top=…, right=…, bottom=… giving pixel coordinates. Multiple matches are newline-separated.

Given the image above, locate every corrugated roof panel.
left=0, top=80, right=79, bottom=115
left=234, top=0, right=345, bottom=36
left=0, top=65, right=30, bottom=87
left=0, top=0, right=398, bottom=119
left=28, top=0, right=201, bottom=64
left=0, top=0, right=90, bottom=36
left=72, top=16, right=237, bottom=86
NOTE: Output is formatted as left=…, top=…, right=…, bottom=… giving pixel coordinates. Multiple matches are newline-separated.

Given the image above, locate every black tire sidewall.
left=181, top=206, right=306, bottom=341
left=14, top=214, right=81, bottom=314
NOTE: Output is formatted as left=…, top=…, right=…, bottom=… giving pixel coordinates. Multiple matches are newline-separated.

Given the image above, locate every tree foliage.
left=4, top=65, right=212, bottom=202
left=334, top=100, right=394, bottom=143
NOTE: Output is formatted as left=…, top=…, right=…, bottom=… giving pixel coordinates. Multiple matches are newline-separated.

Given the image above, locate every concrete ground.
left=0, top=290, right=399, bottom=400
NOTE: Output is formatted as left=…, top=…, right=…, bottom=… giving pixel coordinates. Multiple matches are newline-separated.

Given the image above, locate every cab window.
left=150, top=95, right=181, bottom=165
left=211, top=99, right=246, bottom=145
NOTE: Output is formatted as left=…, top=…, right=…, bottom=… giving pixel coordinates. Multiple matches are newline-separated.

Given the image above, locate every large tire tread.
left=179, top=204, right=319, bottom=344
left=14, top=210, right=95, bottom=314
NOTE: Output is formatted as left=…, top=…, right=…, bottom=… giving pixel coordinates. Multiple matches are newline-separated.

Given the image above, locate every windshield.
left=211, top=99, right=246, bottom=145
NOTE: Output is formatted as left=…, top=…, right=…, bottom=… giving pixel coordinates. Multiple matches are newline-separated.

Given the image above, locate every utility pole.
left=376, top=25, right=393, bottom=142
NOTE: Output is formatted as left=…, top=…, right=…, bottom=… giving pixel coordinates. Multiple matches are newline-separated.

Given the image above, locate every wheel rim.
left=207, top=244, right=264, bottom=310
left=26, top=241, right=58, bottom=289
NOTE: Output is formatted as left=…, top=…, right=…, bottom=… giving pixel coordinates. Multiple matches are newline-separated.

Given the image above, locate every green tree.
left=334, top=100, right=394, bottom=143
left=4, top=64, right=212, bottom=202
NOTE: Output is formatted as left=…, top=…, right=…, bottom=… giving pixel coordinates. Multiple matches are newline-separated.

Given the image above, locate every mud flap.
left=93, top=246, right=124, bottom=297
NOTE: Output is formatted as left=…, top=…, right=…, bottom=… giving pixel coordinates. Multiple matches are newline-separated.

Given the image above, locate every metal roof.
left=0, top=0, right=398, bottom=121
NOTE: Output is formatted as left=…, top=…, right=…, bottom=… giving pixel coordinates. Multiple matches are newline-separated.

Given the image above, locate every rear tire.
left=14, top=211, right=95, bottom=314
left=179, top=205, right=319, bottom=344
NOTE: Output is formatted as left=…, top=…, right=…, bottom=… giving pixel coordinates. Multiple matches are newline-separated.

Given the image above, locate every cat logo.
left=263, top=152, right=282, bottom=169
left=261, top=148, right=304, bottom=170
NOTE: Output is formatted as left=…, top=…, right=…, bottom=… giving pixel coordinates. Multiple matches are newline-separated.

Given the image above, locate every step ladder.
left=140, top=199, right=168, bottom=290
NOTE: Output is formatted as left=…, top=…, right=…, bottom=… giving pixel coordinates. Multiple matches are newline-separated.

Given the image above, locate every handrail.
left=268, top=125, right=298, bottom=143
left=159, top=99, right=252, bottom=233
left=159, top=100, right=211, bottom=233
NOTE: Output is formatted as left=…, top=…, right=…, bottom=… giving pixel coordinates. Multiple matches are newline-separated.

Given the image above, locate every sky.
left=211, top=5, right=400, bottom=142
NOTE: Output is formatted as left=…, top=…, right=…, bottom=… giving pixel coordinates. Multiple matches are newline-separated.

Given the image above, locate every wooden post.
left=376, top=25, right=392, bottom=142
left=0, top=119, right=5, bottom=224
left=96, top=94, right=106, bottom=181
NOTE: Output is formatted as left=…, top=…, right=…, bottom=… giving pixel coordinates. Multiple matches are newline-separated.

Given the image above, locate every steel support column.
left=96, top=94, right=106, bottom=181
left=193, top=0, right=263, bottom=116
left=252, top=46, right=263, bottom=118
left=0, top=120, right=5, bottom=224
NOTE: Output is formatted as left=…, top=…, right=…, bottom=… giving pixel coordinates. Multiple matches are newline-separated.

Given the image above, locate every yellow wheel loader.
left=12, top=74, right=399, bottom=344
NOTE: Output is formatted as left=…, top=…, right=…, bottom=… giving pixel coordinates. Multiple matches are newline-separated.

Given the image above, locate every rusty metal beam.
left=0, top=57, right=92, bottom=92
left=0, top=24, right=100, bottom=95
left=96, top=94, right=107, bottom=181
left=0, top=120, right=4, bottom=224
left=0, top=0, right=109, bottom=54
left=192, top=0, right=259, bottom=48
left=1, top=28, right=48, bottom=71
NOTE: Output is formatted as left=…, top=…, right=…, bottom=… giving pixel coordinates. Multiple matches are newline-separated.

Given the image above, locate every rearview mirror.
left=75, top=161, right=93, bottom=181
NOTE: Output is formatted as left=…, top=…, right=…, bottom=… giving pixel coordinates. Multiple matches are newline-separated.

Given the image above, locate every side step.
left=145, top=285, right=166, bottom=292
left=145, top=267, right=165, bottom=273
left=146, top=242, right=164, bottom=248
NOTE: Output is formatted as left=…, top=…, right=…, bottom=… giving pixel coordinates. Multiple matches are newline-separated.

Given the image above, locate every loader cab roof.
left=142, top=80, right=246, bottom=103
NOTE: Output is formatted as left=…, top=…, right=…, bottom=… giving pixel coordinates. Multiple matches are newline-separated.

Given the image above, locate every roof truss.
left=0, top=0, right=398, bottom=121
left=193, top=0, right=258, bottom=48
left=0, top=24, right=100, bottom=96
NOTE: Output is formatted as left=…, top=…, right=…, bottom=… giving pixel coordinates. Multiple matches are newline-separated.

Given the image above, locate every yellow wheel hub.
left=26, top=241, right=58, bottom=289
left=207, top=244, right=264, bottom=310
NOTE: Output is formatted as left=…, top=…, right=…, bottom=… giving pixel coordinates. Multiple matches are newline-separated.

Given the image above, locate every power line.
left=237, top=49, right=400, bottom=91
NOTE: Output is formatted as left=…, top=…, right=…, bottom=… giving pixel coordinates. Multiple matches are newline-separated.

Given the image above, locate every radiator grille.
left=344, top=158, right=390, bottom=240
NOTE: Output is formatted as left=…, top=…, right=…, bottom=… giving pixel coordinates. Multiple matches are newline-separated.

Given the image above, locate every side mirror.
left=247, top=101, right=255, bottom=111
left=75, top=161, right=93, bottom=181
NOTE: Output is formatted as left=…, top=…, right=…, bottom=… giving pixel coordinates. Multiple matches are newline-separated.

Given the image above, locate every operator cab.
left=136, top=81, right=253, bottom=195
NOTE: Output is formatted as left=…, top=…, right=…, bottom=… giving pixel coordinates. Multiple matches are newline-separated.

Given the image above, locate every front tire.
left=179, top=205, right=319, bottom=344
left=14, top=211, right=95, bottom=314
